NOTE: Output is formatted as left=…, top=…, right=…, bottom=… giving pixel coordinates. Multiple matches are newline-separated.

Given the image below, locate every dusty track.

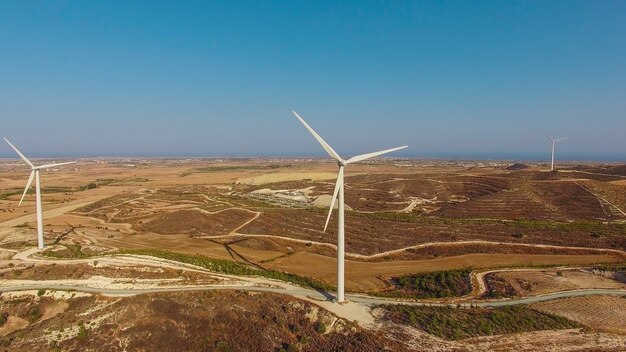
left=3, top=248, right=626, bottom=317
left=200, top=232, right=626, bottom=261
left=1, top=282, right=625, bottom=309
left=0, top=196, right=108, bottom=227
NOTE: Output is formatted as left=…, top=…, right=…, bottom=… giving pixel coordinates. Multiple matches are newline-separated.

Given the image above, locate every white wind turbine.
left=4, top=138, right=77, bottom=249
left=293, top=111, right=407, bottom=303
left=544, top=135, right=568, bottom=171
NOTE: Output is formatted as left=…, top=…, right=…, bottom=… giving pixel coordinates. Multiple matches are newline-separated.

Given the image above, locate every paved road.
left=2, top=283, right=625, bottom=308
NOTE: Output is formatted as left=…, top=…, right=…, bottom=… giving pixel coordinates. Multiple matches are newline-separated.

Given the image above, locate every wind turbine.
left=544, top=135, right=568, bottom=171
left=292, top=111, right=407, bottom=303
left=4, top=138, right=77, bottom=249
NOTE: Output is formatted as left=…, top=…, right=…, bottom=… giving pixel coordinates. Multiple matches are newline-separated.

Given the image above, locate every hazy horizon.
left=0, top=149, right=624, bottom=163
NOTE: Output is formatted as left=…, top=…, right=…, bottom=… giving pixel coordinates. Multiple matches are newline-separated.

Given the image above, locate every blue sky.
left=0, top=1, right=625, bottom=160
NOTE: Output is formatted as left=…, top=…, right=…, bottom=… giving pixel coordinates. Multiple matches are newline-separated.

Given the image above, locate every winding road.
left=2, top=195, right=626, bottom=325
left=3, top=247, right=626, bottom=309
left=1, top=283, right=625, bottom=309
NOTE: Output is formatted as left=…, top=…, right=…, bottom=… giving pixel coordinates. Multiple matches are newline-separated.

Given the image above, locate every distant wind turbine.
left=4, top=138, right=77, bottom=249
left=292, top=111, right=407, bottom=303
left=544, top=135, right=568, bottom=171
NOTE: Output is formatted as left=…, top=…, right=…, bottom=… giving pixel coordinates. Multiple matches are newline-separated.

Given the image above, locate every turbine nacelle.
left=544, top=134, right=569, bottom=143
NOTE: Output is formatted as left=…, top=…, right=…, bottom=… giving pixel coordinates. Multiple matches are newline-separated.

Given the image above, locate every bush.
left=77, top=325, right=88, bottom=340
left=43, top=244, right=87, bottom=259
left=377, top=269, right=472, bottom=299
left=37, top=289, right=46, bottom=296
left=0, top=312, right=8, bottom=326
left=595, top=263, right=626, bottom=272
left=49, top=341, right=60, bottom=352
left=0, top=337, right=13, bottom=347
left=28, top=307, right=42, bottom=322
left=316, top=322, right=327, bottom=334
left=382, top=304, right=579, bottom=340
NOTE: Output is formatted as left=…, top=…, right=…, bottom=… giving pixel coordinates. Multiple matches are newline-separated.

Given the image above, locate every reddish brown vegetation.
left=482, top=272, right=526, bottom=298
left=0, top=263, right=217, bottom=282
left=395, top=243, right=609, bottom=261
left=240, top=208, right=626, bottom=255
left=2, top=291, right=408, bottom=352
left=138, top=209, right=256, bottom=236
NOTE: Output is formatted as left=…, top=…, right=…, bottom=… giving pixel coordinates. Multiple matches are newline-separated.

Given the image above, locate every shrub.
left=0, top=312, right=8, bottom=326
left=77, top=325, right=88, bottom=340
left=381, top=304, right=579, bottom=340
left=29, top=307, right=41, bottom=322
left=377, top=269, right=472, bottom=299
left=316, top=322, right=327, bottom=334
left=37, top=289, right=46, bottom=296
left=49, top=341, right=60, bottom=352
left=43, top=244, right=87, bottom=259
left=595, top=263, right=626, bottom=272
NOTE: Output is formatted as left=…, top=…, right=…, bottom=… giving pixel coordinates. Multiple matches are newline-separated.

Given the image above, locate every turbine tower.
left=292, top=111, right=407, bottom=303
left=4, top=138, right=77, bottom=249
left=544, top=135, right=568, bottom=171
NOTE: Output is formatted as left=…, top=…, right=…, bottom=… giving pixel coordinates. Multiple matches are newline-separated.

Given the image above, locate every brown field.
left=239, top=208, right=626, bottom=255
left=265, top=252, right=624, bottom=291
left=137, top=208, right=258, bottom=236
left=483, top=269, right=626, bottom=298
left=2, top=159, right=626, bottom=293
left=2, top=159, right=626, bottom=350
left=532, top=295, right=626, bottom=334
left=0, top=263, right=220, bottom=282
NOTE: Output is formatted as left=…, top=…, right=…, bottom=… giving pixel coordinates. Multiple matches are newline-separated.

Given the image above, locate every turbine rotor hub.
left=338, top=159, right=346, bottom=167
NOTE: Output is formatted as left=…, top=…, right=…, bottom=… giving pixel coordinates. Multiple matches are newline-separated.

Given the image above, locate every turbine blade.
left=543, top=134, right=555, bottom=142
left=18, top=171, right=35, bottom=207
left=555, top=136, right=569, bottom=142
left=3, top=138, right=34, bottom=168
left=292, top=111, right=342, bottom=161
left=346, top=146, right=408, bottom=164
left=38, top=161, right=77, bottom=169
left=324, top=167, right=344, bottom=232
